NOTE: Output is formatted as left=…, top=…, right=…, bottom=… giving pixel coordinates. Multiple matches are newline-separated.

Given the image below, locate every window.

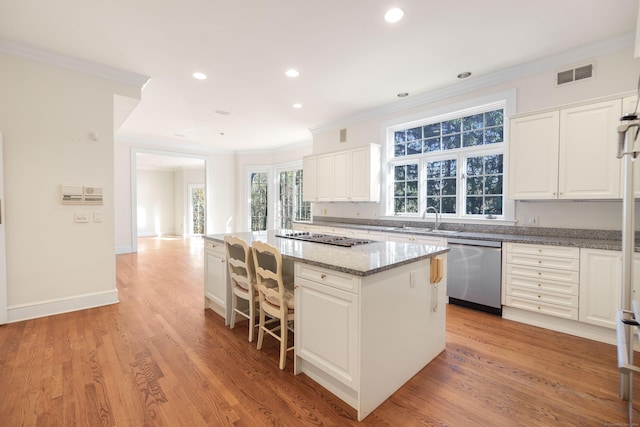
left=246, top=162, right=310, bottom=232
left=388, top=103, right=507, bottom=219
left=250, top=172, right=269, bottom=231
left=277, top=166, right=310, bottom=229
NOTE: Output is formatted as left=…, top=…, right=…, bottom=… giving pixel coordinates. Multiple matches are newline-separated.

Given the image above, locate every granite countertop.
left=303, top=219, right=636, bottom=252
left=204, top=230, right=448, bottom=277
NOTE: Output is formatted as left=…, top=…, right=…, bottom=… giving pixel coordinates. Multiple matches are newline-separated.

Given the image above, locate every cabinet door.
left=296, top=277, right=359, bottom=388
left=579, top=248, right=621, bottom=329
left=302, top=156, right=317, bottom=201
left=205, top=247, right=227, bottom=318
left=350, top=146, right=370, bottom=201
left=332, top=150, right=350, bottom=201
left=509, top=111, right=560, bottom=199
left=559, top=99, right=622, bottom=199
left=316, top=154, right=333, bottom=201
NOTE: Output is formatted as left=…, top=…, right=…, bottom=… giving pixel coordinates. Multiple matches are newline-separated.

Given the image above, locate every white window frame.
left=381, top=90, right=516, bottom=224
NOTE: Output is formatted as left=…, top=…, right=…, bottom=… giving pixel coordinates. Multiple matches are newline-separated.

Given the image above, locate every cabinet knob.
left=538, top=272, right=541, bottom=275
left=537, top=306, right=541, bottom=310
left=320, top=274, right=326, bottom=279
left=537, top=283, right=541, bottom=287
left=537, top=295, right=541, bottom=298
left=538, top=260, right=542, bottom=264
left=221, top=259, right=225, bottom=263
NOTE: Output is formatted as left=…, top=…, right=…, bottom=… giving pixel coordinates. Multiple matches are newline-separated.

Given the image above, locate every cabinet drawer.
left=345, top=229, right=385, bottom=241
left=507, top=285, right=579, bottom=308
left=506, top=264, right=579, bottom=283
left=205, top=240, right=225, bottom=254
left=506, top=252, right=579, bottom=271
left=295, top=263, right=359, bottom=293
left=505, top=274, right=578, bottom=295
left=506, top=243, right=579, bottom=259
left=505, top=296, right=579, bottom=320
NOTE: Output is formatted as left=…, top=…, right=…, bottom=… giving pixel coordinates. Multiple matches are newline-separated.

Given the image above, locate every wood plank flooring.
left=1, top=236, right=639, bottom=426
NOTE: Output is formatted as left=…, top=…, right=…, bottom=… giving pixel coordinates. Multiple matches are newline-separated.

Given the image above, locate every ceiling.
left=0, top=1, right=638, bottom=152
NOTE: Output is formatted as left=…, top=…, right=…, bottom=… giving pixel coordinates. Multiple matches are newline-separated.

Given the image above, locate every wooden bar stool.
left=224, top=236, right=258, bottom=342
left=251, top=241, right=295, bottom=370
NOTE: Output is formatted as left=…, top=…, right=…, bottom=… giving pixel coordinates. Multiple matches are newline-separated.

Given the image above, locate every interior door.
left=0, top=133, right=7, bottom=324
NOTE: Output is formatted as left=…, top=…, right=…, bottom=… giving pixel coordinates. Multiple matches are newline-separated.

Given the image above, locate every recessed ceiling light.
left=292, top=103, right=303, bottom=109
left=397, top=92, right=409, bottom=98
left=285, top=69, right=300, bottom=78
left=192, top=72, right=207, bottom=80
left=385, top=8, right=405, bottom=23
left=457, top=71, right=472, bottom=79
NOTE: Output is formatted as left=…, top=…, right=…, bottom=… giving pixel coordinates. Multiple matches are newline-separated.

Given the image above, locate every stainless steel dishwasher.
left=446, top=237, right=502, bottom=315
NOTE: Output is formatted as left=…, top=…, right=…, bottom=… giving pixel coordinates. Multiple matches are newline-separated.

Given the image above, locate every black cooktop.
left=276, top=231, right=373, bottom=247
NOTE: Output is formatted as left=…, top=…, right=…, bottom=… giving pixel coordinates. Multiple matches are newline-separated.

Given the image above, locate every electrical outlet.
left=93, top=212, right=103, bottom=223
left=524, top=216, right=539, bottom=226
left=322, top=208, right=327, bottom=215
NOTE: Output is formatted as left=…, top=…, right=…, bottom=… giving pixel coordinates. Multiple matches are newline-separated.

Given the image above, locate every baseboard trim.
left=7, top=289, right=119, bottom=323
left=115, top=245, right=134, bottom=254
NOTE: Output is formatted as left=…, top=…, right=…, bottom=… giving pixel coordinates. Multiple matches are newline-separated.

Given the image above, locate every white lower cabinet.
left=579, top=249, right=640, bottom=329
left=296, top=265, right=359, bottom=387
left=204, top=240, right=228, bottom=320
left=385, top=232, right=446, bottom=247
left=504, top=243, right=580, bottom=320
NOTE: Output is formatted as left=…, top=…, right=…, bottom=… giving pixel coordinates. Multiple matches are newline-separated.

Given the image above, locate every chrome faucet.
left=422, top=206, right=440, bottom=230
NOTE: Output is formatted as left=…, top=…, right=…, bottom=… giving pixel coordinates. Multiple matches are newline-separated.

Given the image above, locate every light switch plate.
left=93, top=212, right=103, bottom=223
left=74, top=211, right=89, bottom=223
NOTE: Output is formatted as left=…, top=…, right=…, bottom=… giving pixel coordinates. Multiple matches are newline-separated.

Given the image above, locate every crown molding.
left=311, top=32, right=636, bottom=134
left=0, top=39, right=149, bottom=89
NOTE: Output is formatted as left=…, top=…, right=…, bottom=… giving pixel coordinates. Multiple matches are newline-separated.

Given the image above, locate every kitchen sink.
left=392, top=226, right=432, bottom=232
left=430, top=230, right=460, bottom=235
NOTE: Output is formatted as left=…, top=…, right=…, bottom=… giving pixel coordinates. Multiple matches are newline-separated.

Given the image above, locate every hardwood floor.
left=1, top=236, right=638, bottom=426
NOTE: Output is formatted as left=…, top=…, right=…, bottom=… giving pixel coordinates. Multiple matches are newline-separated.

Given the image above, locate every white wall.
left=310, top=45, right=640, bottom=230
left=0, top=52, right=141, bottom=321
left=137, top=169, right=176, bottom=236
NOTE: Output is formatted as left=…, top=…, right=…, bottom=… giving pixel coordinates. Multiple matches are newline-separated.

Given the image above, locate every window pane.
left=406, top=164, right=419, bottom=180
left=426, top=180, right=440, bottom=196
left=442, top=178, right=457, bottom=195
left=424, top=137, right=441, bottom=153
left=395, top=198, right=405, bottom=212
left=485, top=154, right=503, bottom=174
left=442, top=118, right=461, bottom=134
left=466, top=177, right=483, bottom=195
left=395, top=182, right=406, bottom=196
left=406, top=198, right=418, bottom=213
left=407, top=140, right=422, bottom=155
left=466, top=157, right=483, bottom=175
left=406, top=126, right=422, bottom=141
left=426, top=196, right=439, bottom=209
left=394, top=143, right=406, bottom=157
left=462, top=130, right=483, bottom=147
left=250, top=172, right=268, bottom=231
left=443, top=134, right=461, bottom=150
left=442, top=196, right=456, bottom=214
left=485, top=127, right=503, bottom=144
left=485, top=176, right=503, bottom=195
left=423, top=123, right=440, bottom=138
left=394, top=130, right=407, bottom=143
left=485, top=109, right=503, bottom=127
left=462, top=113, right=483, bottom=131
left=406, top=181, right=418, bottom=196
left=426, top=161, right=441, bottom=178
left=442, top=159, right=457, bottom=177
left=485, top=196, right=503, bottom=215
left=466, top=196, right=483, bottom=215
left=394, top=165, right=406, bottom=180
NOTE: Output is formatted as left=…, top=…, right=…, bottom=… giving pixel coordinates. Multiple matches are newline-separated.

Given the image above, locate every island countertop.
left=204, top=229, right=448, bottom=277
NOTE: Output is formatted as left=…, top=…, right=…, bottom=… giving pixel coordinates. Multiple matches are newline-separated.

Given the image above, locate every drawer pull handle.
left=538, top=261, right=542, bottom=264
left=537, top=283, right=541, bottom=287
left=320, top=274, right=326, bottom=279
left=538, top=295, right=541, bottom=298
left=538, top=306, right=541, bottom=310
left=538, top=272, right=541, bottom=275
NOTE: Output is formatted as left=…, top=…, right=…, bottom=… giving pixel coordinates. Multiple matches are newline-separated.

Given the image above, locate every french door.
left=0, top=133, right=7, bottom=324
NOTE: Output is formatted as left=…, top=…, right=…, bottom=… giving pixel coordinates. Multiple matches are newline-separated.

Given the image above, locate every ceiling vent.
left=556, top=64, right=594, bottom=86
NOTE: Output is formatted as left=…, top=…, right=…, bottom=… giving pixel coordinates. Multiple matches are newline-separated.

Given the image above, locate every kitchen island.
left=204, top=230, right=448, bottom=421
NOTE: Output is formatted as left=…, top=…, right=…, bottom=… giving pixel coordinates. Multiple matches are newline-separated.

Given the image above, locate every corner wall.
left=0, top=53, right=141, bottom=321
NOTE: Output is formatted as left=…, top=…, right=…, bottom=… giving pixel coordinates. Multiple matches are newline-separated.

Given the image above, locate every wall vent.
left=339, top=128, right=347, bottom=143
left=556, top=64, right=594, bottom=86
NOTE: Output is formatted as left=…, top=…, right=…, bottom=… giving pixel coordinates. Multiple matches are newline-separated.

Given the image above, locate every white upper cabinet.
left=558, top=99, right=621, bottom=199
left=510, top=97, right=623, bottom=200
left=303, top=144, right=381, bottom=202
left=509, top=111, right=560, bottom=199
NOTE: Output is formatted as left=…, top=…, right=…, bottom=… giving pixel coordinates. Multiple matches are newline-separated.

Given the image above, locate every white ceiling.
left=0, top=1, right=638, bottom=152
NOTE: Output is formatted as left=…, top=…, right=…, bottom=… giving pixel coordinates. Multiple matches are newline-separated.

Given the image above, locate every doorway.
left=131, top=150, right=206, bottom=252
